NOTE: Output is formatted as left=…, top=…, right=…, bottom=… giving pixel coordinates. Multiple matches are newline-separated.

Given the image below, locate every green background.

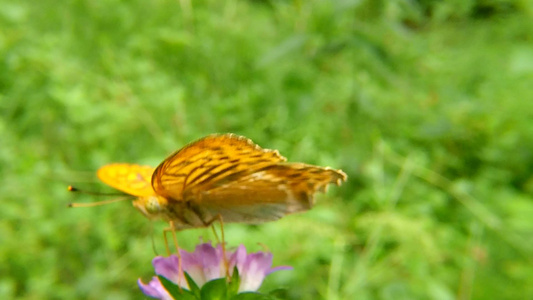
left=1, top=0, right=532, bottom=299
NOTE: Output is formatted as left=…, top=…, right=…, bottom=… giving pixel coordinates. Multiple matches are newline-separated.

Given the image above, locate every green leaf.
left=231, top=292, right=279, bottom=300
left=200, top=278, right=229, bottom=300
left=227, top=267, right=241, bottom=296
left=177, top=292, right=199, bottom=300
left=184, top=272, right=201, bottom=298
left=157, top=275, right=196, bottom=300
left=267, top=289, right=290, bottom=299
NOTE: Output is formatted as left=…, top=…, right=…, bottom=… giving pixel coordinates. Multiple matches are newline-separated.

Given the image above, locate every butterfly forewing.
left=186, top=163, right=347, bottom=224
left=97, top=163, right=156, bottom=197
left=152, top=134, right=286, bottom=200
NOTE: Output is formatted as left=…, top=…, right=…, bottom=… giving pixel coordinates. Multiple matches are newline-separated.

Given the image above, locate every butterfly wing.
left=187, top=163, right=347, bottom=223
left=152, top=134, right=286, bottom=200
left=97, top=163, right=156, bottom=197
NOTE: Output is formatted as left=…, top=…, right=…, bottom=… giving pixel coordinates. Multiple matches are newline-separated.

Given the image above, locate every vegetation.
left=1, top=0, right=532, bottom=299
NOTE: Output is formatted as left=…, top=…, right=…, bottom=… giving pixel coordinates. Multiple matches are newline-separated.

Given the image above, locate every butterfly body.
left=97, top=134, right=347, bottom=230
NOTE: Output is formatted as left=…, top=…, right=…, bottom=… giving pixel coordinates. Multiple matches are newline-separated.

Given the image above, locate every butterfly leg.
left=204, top=214, right=230, bottom=279
left=210, top=224, right=221, bottom=245
left=163, top=221, right=184, bottom=291
left=162, top=227, right=172, bottom=256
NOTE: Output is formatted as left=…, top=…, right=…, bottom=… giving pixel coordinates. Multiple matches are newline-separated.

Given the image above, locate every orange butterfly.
left=89, top=134, right=346, bottom=255
left=96, top=134, right=346, bottom=231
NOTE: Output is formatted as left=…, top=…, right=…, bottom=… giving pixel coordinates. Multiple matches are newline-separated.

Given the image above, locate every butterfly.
left=96, top=134, right=347, bottom=235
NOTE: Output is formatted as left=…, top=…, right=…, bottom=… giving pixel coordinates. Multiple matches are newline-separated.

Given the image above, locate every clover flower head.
left=138, top=242, right=291, bottom=299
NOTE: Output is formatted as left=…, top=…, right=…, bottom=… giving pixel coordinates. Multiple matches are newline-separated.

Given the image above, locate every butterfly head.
left=133, top=195, right=169, bottom=220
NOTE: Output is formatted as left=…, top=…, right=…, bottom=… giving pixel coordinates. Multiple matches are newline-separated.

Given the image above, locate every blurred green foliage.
left=1, top=0, right=532, bottom=299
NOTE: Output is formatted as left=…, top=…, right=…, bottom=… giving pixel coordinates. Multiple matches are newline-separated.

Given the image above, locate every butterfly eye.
left=133, top=196, right=167, bottom=219
left=145, top=196, right=163, bottom=214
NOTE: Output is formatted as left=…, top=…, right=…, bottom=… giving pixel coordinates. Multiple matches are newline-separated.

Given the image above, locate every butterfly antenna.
left=67, top=185, right=123, bottom=196
left=67, top=185, right=130, bottom=208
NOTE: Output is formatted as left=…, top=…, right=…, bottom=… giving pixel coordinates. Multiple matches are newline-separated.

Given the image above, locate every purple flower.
left=229, top=245, right=291, bottom=292
left=138, top=243, right=291, bottom=299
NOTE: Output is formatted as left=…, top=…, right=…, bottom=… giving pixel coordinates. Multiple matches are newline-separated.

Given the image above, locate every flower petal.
left=180, top=250, right=205, bottom=286
left=152, top=256, right=180, bottom=283
left=178, top=242, right=226, bottom=286
left=152, top=255, right=188, bottom=288
left=196, top=243, right=224, bottom=281
left=229, top=244, right=248, bottom=276
left=268, top=265, right=294, bottom=274
left=138, top=277, right=175, bottom=300
left=239, top=252, right=274, bottom=292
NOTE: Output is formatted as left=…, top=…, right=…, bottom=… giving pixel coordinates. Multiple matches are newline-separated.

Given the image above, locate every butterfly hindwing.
left=186, top=163, right=347, bottom=224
